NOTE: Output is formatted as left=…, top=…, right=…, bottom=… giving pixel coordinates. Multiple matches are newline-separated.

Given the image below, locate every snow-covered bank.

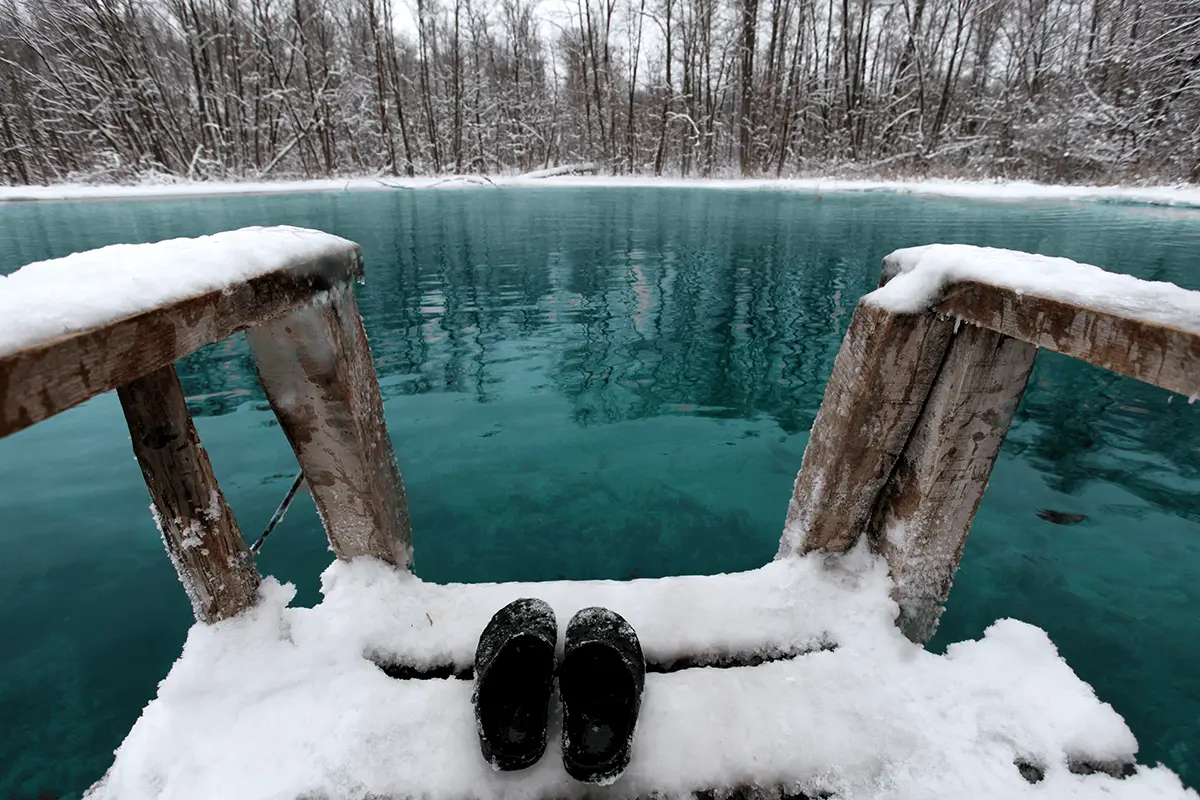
left=87, top=550, right=1196, bottom=800
left=3, top=175, right=1200, bottom=208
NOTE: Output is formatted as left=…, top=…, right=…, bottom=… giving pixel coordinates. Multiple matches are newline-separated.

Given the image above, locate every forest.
left=0, top=0, right=1196, bottom=185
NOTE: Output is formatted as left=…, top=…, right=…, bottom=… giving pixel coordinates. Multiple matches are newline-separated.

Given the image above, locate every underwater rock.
left=1036, top=509, right=1089, bottom=525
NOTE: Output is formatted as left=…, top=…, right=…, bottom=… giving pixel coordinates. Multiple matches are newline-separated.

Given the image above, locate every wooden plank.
left=118, top=364, right=261, bottom=623
left=936, top=279, right=1200, bottom=398
left=869, top=324, right=1036, bottom=643
left=247, top=281, right=413, bottom=566
left=779, top=299, right=956, bottom=557
left=0, top=249, right=361, bottom=440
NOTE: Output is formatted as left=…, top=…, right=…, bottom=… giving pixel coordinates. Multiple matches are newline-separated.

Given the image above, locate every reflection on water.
left=359, top=191, right=861, bottom=433
left=0, top=188, right=1198, bottom=796
left=1014, top=355, right=1200, bottom=521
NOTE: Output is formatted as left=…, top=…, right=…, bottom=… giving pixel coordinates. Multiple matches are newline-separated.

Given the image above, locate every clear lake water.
left=0, top=187, right=1197, bottom=796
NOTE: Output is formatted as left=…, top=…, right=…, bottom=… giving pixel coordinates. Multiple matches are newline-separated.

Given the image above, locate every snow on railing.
left=782, top=244, right=1200, bottom=642
left=0, top=227, right=411, bottom=622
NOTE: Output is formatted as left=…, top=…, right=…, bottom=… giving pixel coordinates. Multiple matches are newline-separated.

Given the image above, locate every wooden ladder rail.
left=0, top=243, right=411, bottom=623
left=780, top=258, right=1200, bottom=643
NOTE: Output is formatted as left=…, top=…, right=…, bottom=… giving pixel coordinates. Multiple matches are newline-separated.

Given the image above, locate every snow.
left=870, top=244, right=1200, bottom=336
left=178, top=521, right=204, bottom=551
left=884, top=519, right=908, bottom=552
left=0, top=226, right=356, bottom=358
left=86, top=548, right=1196, bottom=800
left=2, top=175, right=1200, bottom=208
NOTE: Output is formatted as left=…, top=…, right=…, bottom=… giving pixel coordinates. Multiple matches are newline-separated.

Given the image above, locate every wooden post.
left=869, top=324, right=1036, bottom=643
left=247, top=281, right=413, bottom=567
left=118, top=365, right=261, bottom=623
left=779, top=300, right=956, bottom=557
left=780, top=247, right=1200, bottom=641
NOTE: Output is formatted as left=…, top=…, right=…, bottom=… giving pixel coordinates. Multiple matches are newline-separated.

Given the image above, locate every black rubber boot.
left=472, top=597, right=557, bottom=771
left=559, top=607, right=645, bottom=785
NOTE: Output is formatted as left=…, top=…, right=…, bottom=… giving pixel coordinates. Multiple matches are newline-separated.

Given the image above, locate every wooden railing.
left=3, top=235, right=1195, bottom=644
left=0, top=230, right=411, bottom=623
left=780, top=246, right=1200, bottom=642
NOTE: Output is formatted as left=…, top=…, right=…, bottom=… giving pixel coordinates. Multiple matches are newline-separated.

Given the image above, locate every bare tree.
left=0, top=0, right=1196, bottom=184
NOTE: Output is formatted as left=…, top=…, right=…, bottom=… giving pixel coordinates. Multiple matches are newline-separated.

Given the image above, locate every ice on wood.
left=86, top=550, right=1196, bottom=800
left=0, top=226, right=356, bottom=357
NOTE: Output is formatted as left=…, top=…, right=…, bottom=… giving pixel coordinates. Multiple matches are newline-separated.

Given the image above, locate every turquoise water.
left=0, top=188, right=1197, bottom=797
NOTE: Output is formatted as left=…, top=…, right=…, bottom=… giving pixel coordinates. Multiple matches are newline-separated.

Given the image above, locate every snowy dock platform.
left=87, top=556, right=1194, bottom=799
left=2, top=232, right=1197, bottom=799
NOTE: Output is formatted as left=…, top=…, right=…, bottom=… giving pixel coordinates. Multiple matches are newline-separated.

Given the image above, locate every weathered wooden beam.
left=779, top=300, right=956, bottom=557
left=782, top=250, right=1197, bottom=641
left=247, top=282, right=413, bottom=566
left=118, top=364, right=261, bottom=623
left=936, top=279, right=1200, bottom=398
left=868, top=324, right=1036, bottom=643
left=0, top=249, right=361, bottom=440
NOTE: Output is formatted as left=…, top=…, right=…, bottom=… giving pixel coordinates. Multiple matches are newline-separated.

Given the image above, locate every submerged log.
left=118, top=364, right=261, bottom=623
left=247, top=281, right=412, bottom=566
left=868, top=324, right=1036, bottom=643
left=780, top=300, right=956, bottom=556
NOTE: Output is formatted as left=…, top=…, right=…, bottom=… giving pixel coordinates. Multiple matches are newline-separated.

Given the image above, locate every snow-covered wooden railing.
left=780, top=244, right=1200, bottom=643
left=0, top=227, right=412, bottom=622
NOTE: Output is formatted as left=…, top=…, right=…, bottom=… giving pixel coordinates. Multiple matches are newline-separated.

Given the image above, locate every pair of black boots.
left=472, top=599, right=645, bottom=785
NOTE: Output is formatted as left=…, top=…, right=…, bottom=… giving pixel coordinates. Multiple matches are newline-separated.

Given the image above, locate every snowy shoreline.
left=3, top=175, right=1200, bottom=208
